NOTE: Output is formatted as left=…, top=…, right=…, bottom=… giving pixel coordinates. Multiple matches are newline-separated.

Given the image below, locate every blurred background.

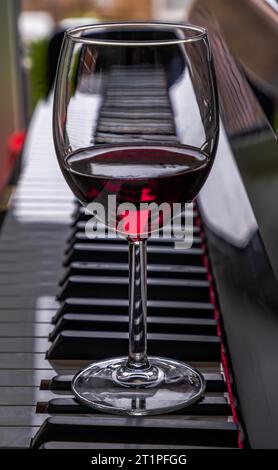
left=13, top=0, right=278, bottom=116
left=0, top=0, right=277, bottom=206
left=20, top=0, right=194, bottom=114
left=0, top=0, right=194, bottom=205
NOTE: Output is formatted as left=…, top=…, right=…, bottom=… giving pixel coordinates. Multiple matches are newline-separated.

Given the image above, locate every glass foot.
left=72, top=356, right=205, bottom=416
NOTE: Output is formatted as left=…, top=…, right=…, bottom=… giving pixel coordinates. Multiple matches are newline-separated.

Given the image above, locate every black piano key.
left=104, top=84, right=167, bottom=91
left=71, top=220, right=201, bottom=237
left=54, top=298, right=214, bottom=322
left=95, top=133, right=179, bottom=145
left=70, top=215, right=197, bottom=230
left=102, top=87, right=167, bottom=94
left=39, top=395, right=230, bottom=416
left=107, top=78, right=165, bottom=84
left=108, top=65, right=164, bottom=70
left=64, top=244, right=204, bottom=267
left=60, top=262, right=208, bottom=285
left=47, top=372, right=226, bottom=393
left=49, top=314, right=217, bottom=341
left=104, top=89, right=169, bottom=97
left=101, top=100, right=171, bottom=108
left=74, top=225, right=200, bottom=242
left=107, top=77, right=165, bottom=82
left=99, top=110, right=173, bottom=120
left=65, top=233, right=201, bottom=253
left=103, top=90, right=168, bottom=98
left=57, top=276, right=211, bottom=302
left=43, top=375, right=72, bottom=391
left=106, top=69, right=166, bottom=76
left=46, top=330, right=221, bottom=361
left=72, top=205, right=198, bottom=219
left=67, top=230, right=200, bottom=243
left=98, top=122, right=175, bottom=134
left=31, top=415, right=238, bottom=449
left=96, top=125, right=175, bottom=135
left=41, top=442, right=214, bottom=449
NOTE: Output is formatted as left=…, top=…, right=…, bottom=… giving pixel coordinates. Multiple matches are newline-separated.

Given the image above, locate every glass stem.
left=127, top=239, right=149, bottom=370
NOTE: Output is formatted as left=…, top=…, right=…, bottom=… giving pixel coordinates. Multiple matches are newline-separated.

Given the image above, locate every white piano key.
left=0, top=338, right=49, bottom=353
left=0, top=369, right=56, bottom=386
left=0, top=323, right=52, bottom=337
left=0, top=310, right=54, bottom=323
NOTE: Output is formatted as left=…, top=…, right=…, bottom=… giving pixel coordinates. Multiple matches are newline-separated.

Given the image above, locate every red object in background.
left=0, top=130, right=26, bottom=194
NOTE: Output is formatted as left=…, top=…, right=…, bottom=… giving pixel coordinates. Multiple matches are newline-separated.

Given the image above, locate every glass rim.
left=65, top=21, right=207, bottom=46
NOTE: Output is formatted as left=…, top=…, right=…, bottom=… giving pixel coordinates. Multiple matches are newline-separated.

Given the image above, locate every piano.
left=0, top=5, right=277, bottom=450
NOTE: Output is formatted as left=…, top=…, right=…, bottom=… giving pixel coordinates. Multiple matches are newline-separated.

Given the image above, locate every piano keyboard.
left=0, top=65, right=242, bottom=449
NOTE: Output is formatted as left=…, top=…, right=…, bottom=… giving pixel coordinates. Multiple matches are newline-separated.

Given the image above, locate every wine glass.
left=53, top=22, right=219, bottom=415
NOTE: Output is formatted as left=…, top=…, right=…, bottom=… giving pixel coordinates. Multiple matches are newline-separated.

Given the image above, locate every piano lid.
left=189, top=0, right=278, bottom=279
left=189, top=0, right=278, bottom=448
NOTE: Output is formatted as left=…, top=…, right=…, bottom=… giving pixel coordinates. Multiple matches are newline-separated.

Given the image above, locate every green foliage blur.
left=28, top=38, right=49, bottom=108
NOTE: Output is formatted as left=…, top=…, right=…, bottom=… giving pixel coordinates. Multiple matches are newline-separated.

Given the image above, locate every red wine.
left=64, top=145, right=209, bottom=238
